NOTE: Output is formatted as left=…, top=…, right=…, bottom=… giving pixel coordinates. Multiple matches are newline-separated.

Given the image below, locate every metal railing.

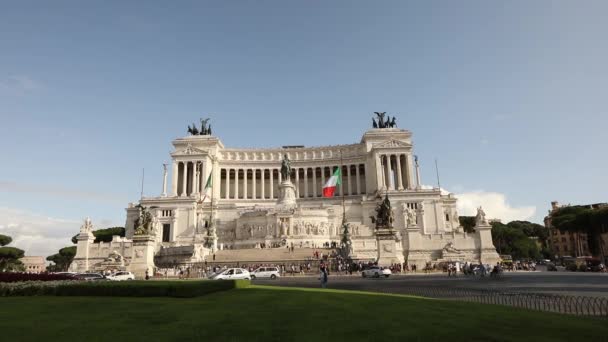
left=386, top=286, right=608, bottom=317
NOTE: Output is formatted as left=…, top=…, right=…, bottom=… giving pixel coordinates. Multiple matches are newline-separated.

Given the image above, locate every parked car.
left=75, top=273, right=106, bottom=281
left=106, top=271, right=135, bottom=281
left=209, top=268, right=251, bottom=280
left=251, top=267, right=281, bottom=280
left=361, top=266, right=391, bottom=278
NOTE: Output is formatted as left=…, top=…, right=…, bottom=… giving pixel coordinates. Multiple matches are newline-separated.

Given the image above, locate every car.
left=250, top=267, right=281, bottom=280
left=362, top=266, right=391, bottom=278
left=75, top=273, right=106, bottom=281
left=209, top=268, right=251, bottom=280
left=106, top=271, right=135, bottom=281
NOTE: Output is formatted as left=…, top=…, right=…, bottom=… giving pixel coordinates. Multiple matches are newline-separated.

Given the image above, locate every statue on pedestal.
left=80, top=217, right=93, bottom=233
left=280, top=154, right=292, bottom=181
left=476, top=206, right=488, bottom=225
left=134, top=205, right=154, bottom=236
left=370, top=194, right=394, bottom=229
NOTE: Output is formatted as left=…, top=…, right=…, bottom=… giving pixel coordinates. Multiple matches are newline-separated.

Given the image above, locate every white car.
left=209, top=268, right=251, bottom=280
left=250, top=267, right=281, bottom=280
left=362, top=266, right=391, bottom=278
left=106, top=271, right=135, bottom=281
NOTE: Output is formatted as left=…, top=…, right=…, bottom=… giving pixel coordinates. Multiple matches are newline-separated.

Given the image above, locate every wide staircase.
left=211, top=247, right=336, bottom=263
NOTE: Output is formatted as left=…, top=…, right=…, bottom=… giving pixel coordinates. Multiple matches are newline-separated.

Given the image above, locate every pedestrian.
left=320, top=265, right=328, bottom=288
left=145, top=269, right=150, bottom=280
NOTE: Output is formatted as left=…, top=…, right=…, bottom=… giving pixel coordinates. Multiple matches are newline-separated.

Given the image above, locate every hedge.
left=0, top=279, right=250, bottom=297
left=0, top=272, right=75, bottom=283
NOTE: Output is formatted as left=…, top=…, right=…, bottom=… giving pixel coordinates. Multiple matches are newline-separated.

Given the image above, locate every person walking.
left=319, top=265, right=328, bottom=289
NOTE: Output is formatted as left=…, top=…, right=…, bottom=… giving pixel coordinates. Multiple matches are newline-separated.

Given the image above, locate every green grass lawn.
left=1, top=285, right=605, bottom=342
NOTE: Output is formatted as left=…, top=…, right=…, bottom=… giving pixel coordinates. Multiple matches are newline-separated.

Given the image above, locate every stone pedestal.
left=277, top=180, right=297, bottom=211
left=375, top=227, right=404, bottom=266
left=475, top=222, right=501, bottom=265
left=130, top=235, right=156, bottom=279
left=69, top=230, right=95, bottom=272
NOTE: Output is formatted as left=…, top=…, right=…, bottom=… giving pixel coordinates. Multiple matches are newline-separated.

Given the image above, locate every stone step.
left=211, top=247, right=336, bottom=262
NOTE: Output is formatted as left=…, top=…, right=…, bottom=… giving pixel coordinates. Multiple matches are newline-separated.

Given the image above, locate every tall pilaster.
left=395, top=154, right=404, bottom=190
left=162, top=164, right=168, bottom=197
left=181, top=161, right=188, bottom=197
left=355, top=164, right=361, bottom=195
left=405, top=154, right=414, bottom=190
left=295, top=167, right=300, bottom=198
left=347, top=165, right=352, bottom=195
left=234, top=168, right=240, bottom=199
left=312, top=167, right=317, bottom=197
left=261, top=168, right=265, bottom=199
left=252, top=169, right=257, bottom=199
left=244, top=169, right=248, bottom=199
left=415, top=156, right=421, bottom=189
left=171, top=161, right=178, bottom=197
left=226, top=168, right=231, bottom=199
left=193, top=162, right=200, bottom=196
left=304, top=168, right=308, bottom=198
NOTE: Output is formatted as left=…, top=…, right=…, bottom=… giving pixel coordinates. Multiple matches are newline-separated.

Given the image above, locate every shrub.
left=0, top=279, right=250, bottom=297
left=565, top=264, right=578, bottom=272
left=578, top=264, right=588, bottom=272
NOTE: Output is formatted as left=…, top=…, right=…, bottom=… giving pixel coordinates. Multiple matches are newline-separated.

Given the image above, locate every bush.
left=578, top=264, right=588, bottom=272
left=0, top=272, right=75, bottom=283
left=565, top=264, right=578, bottom=272
left=0, top=279, right=250, bottom=297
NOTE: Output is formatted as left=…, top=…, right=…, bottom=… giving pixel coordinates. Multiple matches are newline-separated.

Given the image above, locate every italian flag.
left=322, top=167, right=342, bottom=197
left=200, top=170, right=213, bottom=202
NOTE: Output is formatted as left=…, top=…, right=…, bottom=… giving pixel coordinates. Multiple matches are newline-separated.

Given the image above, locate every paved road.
left=254, top=272, right=608, bottom=298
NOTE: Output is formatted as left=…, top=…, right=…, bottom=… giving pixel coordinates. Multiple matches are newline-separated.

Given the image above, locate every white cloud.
left=455, top=191, right=536, bottom=222
left=0, top=181, right=128, bottom=204
left=0, top=207, right=118, bottom=258
left=0, top=75, right=42, bottom=96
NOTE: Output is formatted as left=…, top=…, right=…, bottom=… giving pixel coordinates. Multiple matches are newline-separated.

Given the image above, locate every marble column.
left=261, top=169, right=265, bottom=199
left=312, top=167, right=317, bottom=197
left=395, top=154, right=404, bottom=190
left=252, top=169, right=257, bottom=199
left=295, top=167, right=300, bottom=198
left=193, top=163, right=200, bottom=196
left=375, top=153, right=384, bottom=191
left=181, top=162, right=188, bottom=197
left=384, top=156, right=392, bottom=190
left=405, top=154, right=414, bottom=190
left=243, top=169, right=248, bottom=199
left=226, top=168, right=231, bottom=199
left=347, top=165, right=352, bottom=195
left=161, top=164, right=168, bottom=197
left=415, top=156, right=421, bottom=189
left=234, top=168, right=240, bottom=199
left=304, top=168, right=309, bottom=198
left=171, top=162, right=178, bottom=196
left=269, top=169, right=274, bottom=199
left=355, top=164, right=361, bottom=195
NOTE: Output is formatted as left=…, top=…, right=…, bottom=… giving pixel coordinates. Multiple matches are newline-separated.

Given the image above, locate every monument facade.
left=70, top=113, right=499, bottom=275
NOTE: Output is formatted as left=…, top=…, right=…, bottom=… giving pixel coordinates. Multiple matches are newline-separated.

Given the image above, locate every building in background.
left=19, top=256, right=46, bottom=273
left=545, top=201, right=608, bottom=260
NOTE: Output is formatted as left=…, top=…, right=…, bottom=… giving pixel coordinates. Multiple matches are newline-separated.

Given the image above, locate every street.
left=255, top=271, right=608, bottom=298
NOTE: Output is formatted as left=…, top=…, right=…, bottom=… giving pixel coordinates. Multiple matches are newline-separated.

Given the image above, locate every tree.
left=71, top=227, right=125, bottom=244
left=0, top=235, right=25, bottom=272
left=491, top=221, right=541, bottom=260
left=458, top=216, right=476, bottom=233
left=0, top=234, right=12, bottom=246
left=552, top=205, right=608, bottom=260
left=46, top=246, right=77, bottom=272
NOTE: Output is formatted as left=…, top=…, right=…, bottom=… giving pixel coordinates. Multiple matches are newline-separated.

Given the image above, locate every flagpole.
left=340, top=149, right=346, bottom=224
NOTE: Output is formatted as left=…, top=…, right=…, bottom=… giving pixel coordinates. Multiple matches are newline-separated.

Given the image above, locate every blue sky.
left=1, top=1, right=607, bottom=256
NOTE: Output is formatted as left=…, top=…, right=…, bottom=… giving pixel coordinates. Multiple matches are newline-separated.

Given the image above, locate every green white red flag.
left=322, top=167, right=342, bottom=197
left=200, top=170, right=213, bottom=202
